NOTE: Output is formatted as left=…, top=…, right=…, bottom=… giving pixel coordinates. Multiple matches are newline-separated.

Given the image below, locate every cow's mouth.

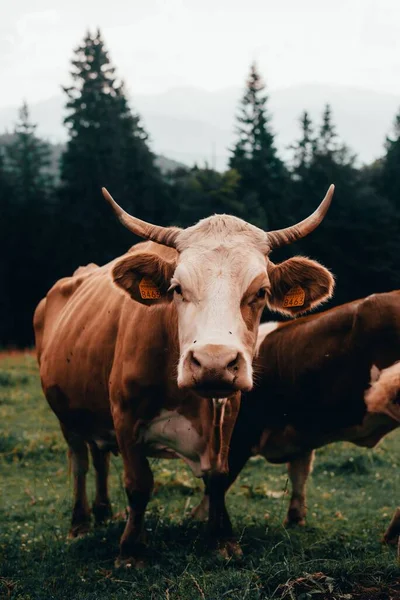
left=193, top=382, right=238, bottom=399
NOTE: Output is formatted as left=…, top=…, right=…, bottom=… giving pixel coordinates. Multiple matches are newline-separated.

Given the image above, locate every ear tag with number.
left=283, top=285, right=305, bottom=308
left=139, top=277, right=161, bottom=300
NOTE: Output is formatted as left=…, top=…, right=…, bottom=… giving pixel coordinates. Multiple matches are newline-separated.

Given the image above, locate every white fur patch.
left=369, top=364, right=381, bottom=384
left=365, top=361, right=400, bottom=422
left=141, top=409, right=206, bottom=476
left=256, top=321, right=279, bottom=354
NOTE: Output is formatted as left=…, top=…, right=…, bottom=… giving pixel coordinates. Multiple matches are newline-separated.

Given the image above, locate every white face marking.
left=256, top=322, right=279, bottom=355
left=173, top=243, right=269, bottom=390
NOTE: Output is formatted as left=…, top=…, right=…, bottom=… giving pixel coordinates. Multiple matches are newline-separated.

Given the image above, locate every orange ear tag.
left=139, top=277, right=161, bottom=300
left=283, top=285, right=305, bottom=308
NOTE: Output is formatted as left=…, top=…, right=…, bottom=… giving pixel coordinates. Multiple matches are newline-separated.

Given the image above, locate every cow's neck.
left=123, top=303, right=241, bottom=477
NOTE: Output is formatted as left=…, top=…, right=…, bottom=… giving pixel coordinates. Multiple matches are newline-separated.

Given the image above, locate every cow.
left=34, top=188, right=334, bottom=565
left=193, top=291, right=400, bottom=555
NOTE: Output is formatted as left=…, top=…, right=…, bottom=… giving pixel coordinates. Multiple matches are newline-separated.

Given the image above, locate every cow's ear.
left=112, top=252, right=177, bottom=306
left=267, top=257, right=334, bottom=316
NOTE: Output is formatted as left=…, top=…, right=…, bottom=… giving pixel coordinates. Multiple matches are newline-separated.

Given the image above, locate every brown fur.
left=34, top=241, right=241, bottom=563
left=112, top=251, right=177, bottom=306
left=196, top=291, right=400, bottom=552
left=267, top=257, right=335, bottom=315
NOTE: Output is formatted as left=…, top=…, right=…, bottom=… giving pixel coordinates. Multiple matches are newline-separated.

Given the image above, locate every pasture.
left=1, top=353, right=400, bottom=600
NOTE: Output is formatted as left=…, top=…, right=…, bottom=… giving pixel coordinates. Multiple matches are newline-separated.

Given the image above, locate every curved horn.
left=267, top=184, right=334, bottom=250
left=102, top=188, right=181, bottom=248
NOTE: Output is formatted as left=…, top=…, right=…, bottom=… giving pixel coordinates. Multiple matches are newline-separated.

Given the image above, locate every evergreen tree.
left=2, top=103, right=55, bottom=345
left=5, top=101, right=53, bottom=202
left=378, top=109, right=400, bottom=210
left=290, top=111, right=315, bottom=177
left=170, top=166, right=242, bottom=226
left=289, top=111, right=317, bottom=222
left=318, top=104, right=337, bottom=155
left=59, top=29, right=167, bottom=270
left=0, top=150, right=15, bottom=343
left=290, top=104, right=400, bottom=306
left=230, top=63, right=288, bottom=229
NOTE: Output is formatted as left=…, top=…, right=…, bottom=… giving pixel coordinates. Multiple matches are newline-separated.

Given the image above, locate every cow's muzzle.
left=180, top=344, right=252, bottom=396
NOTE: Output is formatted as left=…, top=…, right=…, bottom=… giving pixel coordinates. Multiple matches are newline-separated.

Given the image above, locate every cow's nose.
left=189, top=346, right=240, bottom=376
left=179, top=344, right=252, bottom=394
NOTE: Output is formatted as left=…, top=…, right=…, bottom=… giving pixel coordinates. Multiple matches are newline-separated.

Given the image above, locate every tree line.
left=1, top=29, right=400, bottom=346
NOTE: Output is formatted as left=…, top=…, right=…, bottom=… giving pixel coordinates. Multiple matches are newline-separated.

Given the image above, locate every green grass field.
left=1, top=353, right=400, bottom=599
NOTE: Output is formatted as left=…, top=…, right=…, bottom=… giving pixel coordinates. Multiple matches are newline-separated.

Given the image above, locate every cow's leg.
left=284, top=450, right=315, bottom=526
left=383, top=507, right=400, bottom=544
left=191, top=481, right=210, bottom=522
left=89, top=443, right=112, bottom=526
left=62, top=427, right=91, bottom=538
left=206, top=446, right=252, bottom=558
left=117, top=447, right=153, bottom=568
left=207, top=473, right=240, bottom=558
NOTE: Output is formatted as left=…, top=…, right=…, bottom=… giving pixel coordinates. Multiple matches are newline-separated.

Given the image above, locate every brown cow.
left=34, top=190, right=334, bottom=565
left=193, top=291, right=400, bottom=553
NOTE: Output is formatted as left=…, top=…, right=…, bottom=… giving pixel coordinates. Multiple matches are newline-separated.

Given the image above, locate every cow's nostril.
left=191, top=353, right=202, bottom=368
left=227, top=354, right=239, bottom=369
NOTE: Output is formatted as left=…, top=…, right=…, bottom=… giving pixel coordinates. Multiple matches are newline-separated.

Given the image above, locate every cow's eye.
left=248, top=287, right=267, bottom=305
left=174, top=285, right=182, bottom=296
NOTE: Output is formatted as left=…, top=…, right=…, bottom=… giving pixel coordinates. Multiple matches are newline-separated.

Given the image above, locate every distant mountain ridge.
left=0, top=133, right=185, bottom=178
left=0, top=84, right=398, bottom=170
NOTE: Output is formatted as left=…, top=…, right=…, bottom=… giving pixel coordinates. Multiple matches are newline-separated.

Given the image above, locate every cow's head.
left=105, top=186, right=335, bottom=398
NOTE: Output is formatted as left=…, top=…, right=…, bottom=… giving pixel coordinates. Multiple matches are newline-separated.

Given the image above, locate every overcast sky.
left=1, top=0, right=400, bottom=109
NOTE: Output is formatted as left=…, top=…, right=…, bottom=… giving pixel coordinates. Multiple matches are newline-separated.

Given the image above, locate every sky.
left=1, top=0, right=400, bottom=109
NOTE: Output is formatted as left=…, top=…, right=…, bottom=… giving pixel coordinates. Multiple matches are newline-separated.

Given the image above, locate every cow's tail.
left=365, top=361, right=400, bottom=422
left=33, top=298, right=47, bottom=365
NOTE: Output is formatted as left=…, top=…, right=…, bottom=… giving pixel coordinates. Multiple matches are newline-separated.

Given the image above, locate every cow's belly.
left=139, top=410, right=206, bottom=477
left=78, top=410, right=205, bottom=476
left=258, top=413, right=398, bottom=463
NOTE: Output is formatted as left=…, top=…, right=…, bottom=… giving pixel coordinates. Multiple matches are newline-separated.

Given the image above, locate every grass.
left=1, top=354, right=400, bottom=599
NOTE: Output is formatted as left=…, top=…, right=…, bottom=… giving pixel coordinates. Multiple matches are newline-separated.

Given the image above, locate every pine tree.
left=290, top=111, right=315, bottom=177
left=59, top=29, right=167, bottom=269
left=378, top=109, right=400, bottom=210
left=230, top=63, right=288, bottom=229
left=2, top=103, right=55, bottom=345
left=170, top=166, right=242, bottom=225
left=290, top=104, right=400, bottom=307
left=0, top=150, right=15, bottom=343
left=5, top=101, right=53, bottom=202
left=318, top=104, right=337, bottom=155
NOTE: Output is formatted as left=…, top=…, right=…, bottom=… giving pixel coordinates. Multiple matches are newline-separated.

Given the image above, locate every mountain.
left=0, top=134, right=185, bottom=180
left=0, top=84, right=398, bottom=170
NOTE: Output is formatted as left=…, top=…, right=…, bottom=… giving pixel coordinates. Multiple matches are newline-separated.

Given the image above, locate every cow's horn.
left=267, top=184, right=334, bottom=250
left=102, top=188, right=181, bottom=248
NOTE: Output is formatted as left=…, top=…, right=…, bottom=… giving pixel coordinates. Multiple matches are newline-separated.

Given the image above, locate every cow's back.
left=254, top=291, right=400, bottom=433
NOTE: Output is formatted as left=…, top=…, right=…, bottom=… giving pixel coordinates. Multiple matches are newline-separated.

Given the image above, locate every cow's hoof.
left=93, top=501, right=113, bottom=526
left=284, top=516, right=306, bottom=528
left=284, top=507, right=306, bottom=527
left=217, top=540, right=243, bottom=559
left=67, top=522, right=91, bottom=539
left=114, top=556, right=146, bottom=569
left=381, top=532, right=399, bottom=545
